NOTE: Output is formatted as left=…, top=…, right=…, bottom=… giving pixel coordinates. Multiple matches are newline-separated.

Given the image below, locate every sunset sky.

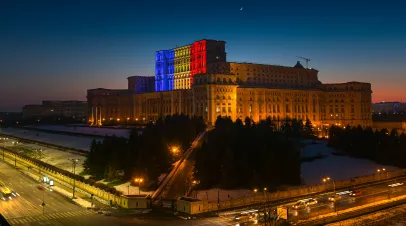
left=1, top=0, right=405, bottom=111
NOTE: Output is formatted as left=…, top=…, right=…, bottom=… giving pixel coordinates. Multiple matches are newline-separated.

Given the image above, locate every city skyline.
left=1, top=0, right=406, bottom=111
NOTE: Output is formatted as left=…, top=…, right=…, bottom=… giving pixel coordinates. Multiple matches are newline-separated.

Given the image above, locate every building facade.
left=155, top=39, right=227, bottom=91
left=88, top=40, right=373, bottom=128
left=22, top=101, right=87, bottom=120
left=372, top=102, right=406, bottom=114
left=127, top=76, right=155, bottom=94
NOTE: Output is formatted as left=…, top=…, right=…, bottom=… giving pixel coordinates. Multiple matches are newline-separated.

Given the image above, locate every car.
left=305, top=198, right=318, bottom=206
left=37, top=185, right=45, bottom=190
left=328, top=194, right=342, bottom=202
left=350, top=190, right=362, bottom=197
left=292, top=201, right=307, bottom=209
left=1, top=192, right=13, bottom=201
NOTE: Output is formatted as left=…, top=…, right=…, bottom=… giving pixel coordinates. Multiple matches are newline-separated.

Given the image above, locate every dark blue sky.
left=1, top=0, right=406, bottom=111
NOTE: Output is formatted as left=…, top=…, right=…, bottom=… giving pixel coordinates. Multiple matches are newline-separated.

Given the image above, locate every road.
left=160, top=131, right=207, bottom=200
left=0, top=158, right=233, bottom=226
left=0, top=159, right=97, bottom=224
left=216, top=178, right=406, bottom=225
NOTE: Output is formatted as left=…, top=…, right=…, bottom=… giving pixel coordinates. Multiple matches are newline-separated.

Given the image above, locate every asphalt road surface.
left=0, top=159, right=232, bottom=226
left=216, top=178, right=406, bottom=225
left=160, top=132, right=206, bottom=200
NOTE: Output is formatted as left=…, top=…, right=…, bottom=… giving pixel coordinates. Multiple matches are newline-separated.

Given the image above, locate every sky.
left=1, top=0, right=406, bottom=111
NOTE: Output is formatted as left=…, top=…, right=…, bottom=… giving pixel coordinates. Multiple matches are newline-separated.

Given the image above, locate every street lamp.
left=135, top=178, right=143, bottom=195
left=12, top=141, right=19, bottom=166
left=37, top=149, right=43, bottom=177
left=377, top=168, right=387, bottom=179
left=171, top=146, right=179, bottom=154
left=322, top=177, right=335, bottom=192
left=68, top=159, right=79, bottom=198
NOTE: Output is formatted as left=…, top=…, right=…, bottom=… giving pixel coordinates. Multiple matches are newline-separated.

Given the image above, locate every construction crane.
left=296, top=56, right=311, bottom=69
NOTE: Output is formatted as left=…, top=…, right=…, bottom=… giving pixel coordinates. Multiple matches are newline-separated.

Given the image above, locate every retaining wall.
left=179, top=169, right=406, bottom=214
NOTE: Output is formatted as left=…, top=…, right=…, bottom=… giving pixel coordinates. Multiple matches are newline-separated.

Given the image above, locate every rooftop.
left=229, top=61, right=319, bottom=71
left=156, top=39, right=226, bottom=52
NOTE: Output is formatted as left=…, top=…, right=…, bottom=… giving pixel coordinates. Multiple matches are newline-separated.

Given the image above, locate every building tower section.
left=155, top=50, right=174, bottom=92
left=174, top=45, right=191, bottom=90
left=155, top=39, right=227, bottom=91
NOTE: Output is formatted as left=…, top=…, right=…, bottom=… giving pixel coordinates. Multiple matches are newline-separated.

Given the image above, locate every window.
left=249, top=105, right=252, bottom=113
left=216, top=106, right=220, bottom=113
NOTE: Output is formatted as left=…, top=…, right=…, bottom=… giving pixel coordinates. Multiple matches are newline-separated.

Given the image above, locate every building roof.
left=156, top=39, right=226, bottom=52
left=229, top=61, right=319, bottom=71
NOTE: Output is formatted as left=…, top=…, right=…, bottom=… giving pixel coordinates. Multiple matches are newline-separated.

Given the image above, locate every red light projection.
left=190, top=40, right=207, bottom=86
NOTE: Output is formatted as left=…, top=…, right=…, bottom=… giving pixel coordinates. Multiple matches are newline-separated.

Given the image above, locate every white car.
left=305, top=198, right=318, bottom=206
left=292, top=201, right=306, bottom=209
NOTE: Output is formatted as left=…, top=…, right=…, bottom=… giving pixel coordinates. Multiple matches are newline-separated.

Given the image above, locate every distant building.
left=372, top=102, right=406, bottom=114
left=22, top=101, right=87, bottom=120
left=127, top=76, right=155, bottom=94
left=87, top=39, right=373, bottom=128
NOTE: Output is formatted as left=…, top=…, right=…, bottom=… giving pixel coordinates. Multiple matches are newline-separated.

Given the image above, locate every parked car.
left=328, top=194, right=342, bottom=202
left=350, top=190, right=362, bottom=197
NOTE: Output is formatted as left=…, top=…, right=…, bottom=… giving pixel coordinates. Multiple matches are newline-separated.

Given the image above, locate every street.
left=160, top=132, right=207, bottom=200
left=0, top=159, right=231, bottom=225
left=215, top=177, right=406, bottom=225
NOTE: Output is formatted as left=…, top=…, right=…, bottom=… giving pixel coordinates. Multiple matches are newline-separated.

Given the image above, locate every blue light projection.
left=155, top=50, right=174, bottom=91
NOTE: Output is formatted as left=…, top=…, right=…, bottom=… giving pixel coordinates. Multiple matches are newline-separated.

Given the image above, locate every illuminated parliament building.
left=87, top=39, right=372, bottom=128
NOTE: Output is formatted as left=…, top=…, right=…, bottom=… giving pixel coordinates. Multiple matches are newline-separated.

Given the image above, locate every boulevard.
left=217, top=177, right=406, bottom=225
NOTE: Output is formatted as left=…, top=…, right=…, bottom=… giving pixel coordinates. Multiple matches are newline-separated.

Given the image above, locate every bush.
left=84, top=178, right=96, bottom=186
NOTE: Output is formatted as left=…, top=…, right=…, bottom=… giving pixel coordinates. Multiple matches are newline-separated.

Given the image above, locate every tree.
left=304, top=119, right=313, bottom=137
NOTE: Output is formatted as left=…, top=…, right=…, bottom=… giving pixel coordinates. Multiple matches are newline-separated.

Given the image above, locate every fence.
left=0, top=148, right=138, bottom=208
left=179, top=168, right=406, bottom=214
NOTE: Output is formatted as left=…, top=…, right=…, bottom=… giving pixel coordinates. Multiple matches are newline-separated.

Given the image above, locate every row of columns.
left=90, top=106, right=102, bottom=126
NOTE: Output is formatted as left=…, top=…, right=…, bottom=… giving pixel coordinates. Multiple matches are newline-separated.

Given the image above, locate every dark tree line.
left=329, top=125, right=406, bottom=167
left=83, top=114, right=206, bottom=187
left=194, top=116, right=303, bottom=190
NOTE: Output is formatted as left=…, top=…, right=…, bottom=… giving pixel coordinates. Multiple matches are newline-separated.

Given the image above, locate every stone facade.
left=87, top=40, right=373, bottom=128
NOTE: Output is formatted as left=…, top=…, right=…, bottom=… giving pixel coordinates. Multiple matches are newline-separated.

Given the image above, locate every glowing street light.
left=134, top=178, right=143, bottom=194
left=322, top=177, right=335, bottom=192
left=377, top=168, right=388, bottom=179
left=171, top=147, right=179, bottom=154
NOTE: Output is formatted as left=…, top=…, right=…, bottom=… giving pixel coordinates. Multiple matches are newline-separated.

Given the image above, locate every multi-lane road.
left=0, top=158, right=230, bottom=225
left=215, top=177, right=406, bottom=225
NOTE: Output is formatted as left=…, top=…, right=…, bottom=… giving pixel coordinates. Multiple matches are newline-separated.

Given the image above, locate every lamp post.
left=322, top=177, right=335, bottom=192
left=37, top=149, right=43, bottom=176
left=377, top=168, right=387, bottom=179
left=135, top=178, right=143, bottom=195
left=69, top=159, right=79, bottom=198
left=42, top=185, right=45, bottom=214
left=12, top=141, right=18, bottom=166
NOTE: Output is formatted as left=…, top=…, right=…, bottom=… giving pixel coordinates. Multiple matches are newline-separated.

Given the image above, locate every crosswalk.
left=6, top=210, right=94, bottom=225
